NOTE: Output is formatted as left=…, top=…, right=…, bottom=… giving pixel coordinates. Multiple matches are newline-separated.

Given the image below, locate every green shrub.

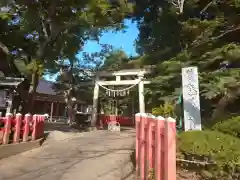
left=178, top=131, right=240, bottom=179
left=152, top=101, right=175, bottom=117
left=212, top=116, right=240, bottom=137
left=178, top=130, right=240, bottom=167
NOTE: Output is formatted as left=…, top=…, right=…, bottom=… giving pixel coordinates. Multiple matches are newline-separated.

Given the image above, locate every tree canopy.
left=0, top=0, right=133, bottom=77
left=130, top=0, right=240, bottom=120
left=0, top=0, right=133, bottom=115
left=2, top=0, right=240, bottom=120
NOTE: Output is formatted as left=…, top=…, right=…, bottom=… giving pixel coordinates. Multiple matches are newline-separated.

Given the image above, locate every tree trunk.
left=64, top=89, right=75, bottom=125
left=27, top=71, right=39, bottom=114
left=211, top=93, right=238, bottom=121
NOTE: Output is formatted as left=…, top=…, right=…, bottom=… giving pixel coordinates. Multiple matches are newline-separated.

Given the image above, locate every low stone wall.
left=0, top=138, right=44, bottom=160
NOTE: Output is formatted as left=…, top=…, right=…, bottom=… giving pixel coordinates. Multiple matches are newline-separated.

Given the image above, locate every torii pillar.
left=138, top=74, right=145, bottom=113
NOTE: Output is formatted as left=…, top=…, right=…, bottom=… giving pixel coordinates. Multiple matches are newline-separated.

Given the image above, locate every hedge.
left=177, top=130, right=240, bottom=179
left=212, top=116, right=240, bottom=137
left=178, top=130, right=240, bottom=164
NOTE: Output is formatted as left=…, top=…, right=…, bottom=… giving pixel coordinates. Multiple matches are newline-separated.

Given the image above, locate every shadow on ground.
left=44, top=122, right=80, bottom=132
left=0, top=129, right=136, bottom=180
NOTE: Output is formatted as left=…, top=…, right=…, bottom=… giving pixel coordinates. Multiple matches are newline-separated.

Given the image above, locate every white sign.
left=182, top=67, right=202, bottom=131
left=0, top=90, right=6, bottom=108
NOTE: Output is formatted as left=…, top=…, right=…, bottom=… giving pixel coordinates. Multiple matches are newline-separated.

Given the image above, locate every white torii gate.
left=91, top=68, right=152, bottom=127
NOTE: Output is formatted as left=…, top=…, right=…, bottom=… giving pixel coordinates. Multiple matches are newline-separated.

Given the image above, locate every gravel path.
left=0, top=129, right=135, bottom=180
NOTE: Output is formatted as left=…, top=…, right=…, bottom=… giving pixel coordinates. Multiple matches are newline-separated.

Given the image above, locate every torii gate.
left=91, top=68, right=152, bottom=127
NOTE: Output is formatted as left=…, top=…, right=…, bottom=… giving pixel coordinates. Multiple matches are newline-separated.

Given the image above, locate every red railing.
left=136, top=113, right=176, bottom=180
left=97, top=115, right=134, bottom=128
left=0, top=113, right=45, bottom=145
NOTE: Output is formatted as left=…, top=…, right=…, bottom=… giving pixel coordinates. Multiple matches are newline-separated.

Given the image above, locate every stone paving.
left=0, top=129, right=135, bottom=180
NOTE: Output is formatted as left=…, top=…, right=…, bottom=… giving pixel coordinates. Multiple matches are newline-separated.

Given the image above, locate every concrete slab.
left=0, top=129, right=135, bottom=180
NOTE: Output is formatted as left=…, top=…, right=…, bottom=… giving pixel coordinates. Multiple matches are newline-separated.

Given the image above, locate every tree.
left=133, top=0, right=240, bottom=121
left=100, top=49, right=129, bottom=71
left=54, top=46, right=113, bottom=125
left=1, top=0, right=133, bottom=113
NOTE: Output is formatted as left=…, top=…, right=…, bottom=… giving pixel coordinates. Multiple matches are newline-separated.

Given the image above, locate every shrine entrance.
left=91, top=68, right=152, bottom=127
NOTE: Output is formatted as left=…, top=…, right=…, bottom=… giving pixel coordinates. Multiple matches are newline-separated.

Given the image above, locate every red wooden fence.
left=136, top=113, right=176, bottom=180
left=97, top=115, right=134, bottom=128
left=0, top=113, right=45, bottom=145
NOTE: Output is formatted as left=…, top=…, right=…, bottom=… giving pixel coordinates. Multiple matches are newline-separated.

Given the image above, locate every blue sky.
left=45, top=19, right=138, bottom=81
left=77, top=19, right=139, bottom=58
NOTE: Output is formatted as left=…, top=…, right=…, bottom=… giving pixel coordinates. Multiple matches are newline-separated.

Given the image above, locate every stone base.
left=0, top=138, right=44, bottom=160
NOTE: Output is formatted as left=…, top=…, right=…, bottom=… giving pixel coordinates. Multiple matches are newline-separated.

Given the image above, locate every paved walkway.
left=0, top=129, right=135, bottom=180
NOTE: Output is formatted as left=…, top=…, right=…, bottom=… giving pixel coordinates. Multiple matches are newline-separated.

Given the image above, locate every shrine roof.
left=35, top=80, right=86, bottom=104
left=0, top=77, right=24, bottom=87
left=36, top=79, right=59, bottom=95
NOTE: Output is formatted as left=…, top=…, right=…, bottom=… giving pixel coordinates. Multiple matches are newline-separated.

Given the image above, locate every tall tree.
left=1, top=0, right=133, bottom=113
left=133, top=0, right=240, bottom=120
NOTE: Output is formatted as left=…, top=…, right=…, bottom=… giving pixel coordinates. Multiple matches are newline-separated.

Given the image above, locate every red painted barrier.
left=97, top=115, right=134, bottom=128
left=0, top=113, right=45, bottom=145
left=135, top=113, right=176, bottom=180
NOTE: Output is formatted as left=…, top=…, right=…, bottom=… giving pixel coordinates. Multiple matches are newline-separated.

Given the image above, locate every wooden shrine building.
left=33, top=79, right=87, bottom=119
left=0, top=49, right=87, bottom=118
left=0, top=48, right=29, bottom=116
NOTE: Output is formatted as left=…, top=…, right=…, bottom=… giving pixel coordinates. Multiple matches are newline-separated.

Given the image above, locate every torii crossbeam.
left=91, top=67, right=152, bottom=127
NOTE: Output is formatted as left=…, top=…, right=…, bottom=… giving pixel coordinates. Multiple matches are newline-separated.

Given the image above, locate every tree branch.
left=191, top=25, right=240, bottom=49
left=200, top=0, right=215, bottom=14
left=172, top=0, right=185, bottom=14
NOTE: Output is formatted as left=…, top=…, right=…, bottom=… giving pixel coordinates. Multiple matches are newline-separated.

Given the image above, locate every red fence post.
left=39, top=115, right=45, bottom=138
left=35, top=115, right=44, bottom=139
left=136, top=114, right=176, bottom=180
left=140, top=113, right=148, bottom=180
left=13, top=113, right=22, bottom=143
left=135, top=113, right=141, bottom=177
left=146, top=114, right=155, bottom=170
left=31, top=114, right=37, bottom=140
left=23, top=114, right=31, bottom=142
left=0, top=118, right=4, bottom=143
left=36, top=115, right=41, bottom=139
left=155, top=116, right=165, bottom=180
left=3, top=113, right=12, bottom=144
left=164, top=117, right=176, bottom=180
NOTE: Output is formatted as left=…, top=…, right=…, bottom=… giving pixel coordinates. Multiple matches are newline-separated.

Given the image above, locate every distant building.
left=0, top=49, right=86, bottom=117
left=0, top=48, right=28, bottom=116
left=33, top=79, right=87, bottom=119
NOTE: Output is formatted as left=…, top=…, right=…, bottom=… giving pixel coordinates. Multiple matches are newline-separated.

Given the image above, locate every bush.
left=178, top=130, right=240, bottom=165
left=178, top=131, right=240, bottom=179
left=212, top=116, right=240, bottom=137
left=152, top=101, right=175, bottom=117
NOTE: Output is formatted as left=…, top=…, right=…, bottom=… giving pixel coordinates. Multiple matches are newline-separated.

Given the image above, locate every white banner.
left=182, top=67, right=202, bottom=131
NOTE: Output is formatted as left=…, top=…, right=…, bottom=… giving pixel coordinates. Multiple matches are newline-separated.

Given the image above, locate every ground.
left=0, top=122, right=201, bottom=180
left=0, top=125, right=135, bottom=180
left=177, top=169, right=201, bottom=180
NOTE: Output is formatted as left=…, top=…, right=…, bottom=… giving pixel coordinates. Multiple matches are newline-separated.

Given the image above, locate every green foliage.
left=1, top=0, right=133, bottom=79
left=132, top=0, right=240, bottom=120
left=100, top=50, right=129, bottom=71
left=0, top=12, right=11, bottom=20
left=152, top=101, right=175, bottom=117
left=178, top=130, right=240, bottom=178
left=26, top=60, right=44, bottom=75
left=213, top=116, right=240, bottom=137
